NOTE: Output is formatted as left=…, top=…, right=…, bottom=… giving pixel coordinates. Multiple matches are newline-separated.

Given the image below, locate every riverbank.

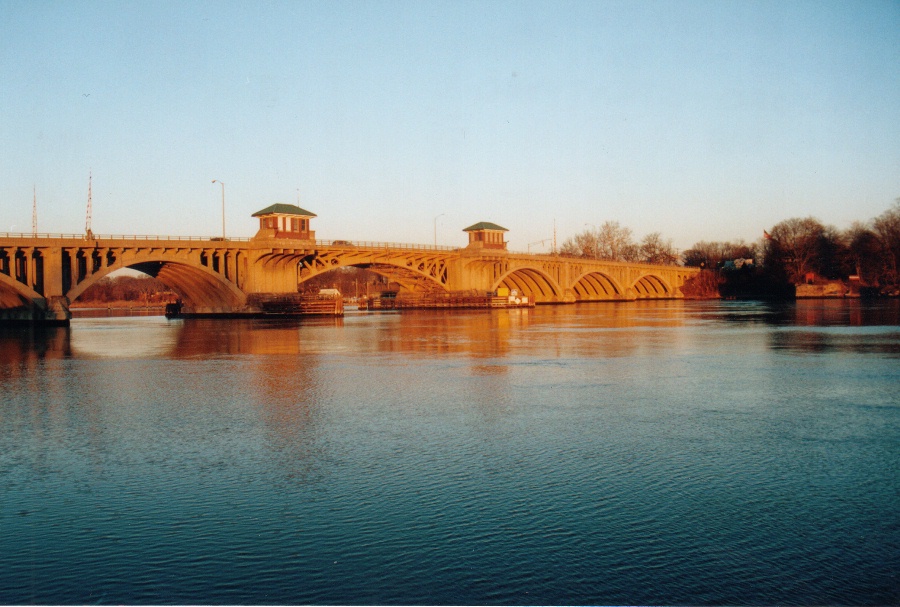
left=681, top=270, right=899, bottom=300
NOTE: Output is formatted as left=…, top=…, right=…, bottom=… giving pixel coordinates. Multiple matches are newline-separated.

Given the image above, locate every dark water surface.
left=1, top=300, right=898, bottom=605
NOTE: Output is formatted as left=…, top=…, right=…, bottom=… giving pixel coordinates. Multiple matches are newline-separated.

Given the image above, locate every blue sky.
left=2, top=0, right=898, bottom=252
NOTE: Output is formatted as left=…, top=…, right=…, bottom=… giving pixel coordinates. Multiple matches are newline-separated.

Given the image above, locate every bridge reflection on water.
left=3, top=300, right=897, bottom=371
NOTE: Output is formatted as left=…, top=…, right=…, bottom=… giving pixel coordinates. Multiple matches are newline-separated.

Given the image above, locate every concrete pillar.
left=72, top=249, right=80, bottom=287
left=42, top=247, right=65, bottom=297
left=241, top=251, right=268, bottom=294
left=1, top=247, right=11, bottom=276
left=27, top=248, right=39, bottom=292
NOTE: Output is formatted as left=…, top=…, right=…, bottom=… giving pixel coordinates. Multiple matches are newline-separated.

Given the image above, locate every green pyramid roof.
left=252, top=203, right=317, bottom=218
left=463, top=221, right=508, bottom=232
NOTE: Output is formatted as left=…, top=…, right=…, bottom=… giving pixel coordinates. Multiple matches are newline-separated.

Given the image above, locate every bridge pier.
left=0, top=295, right=71, bottom=325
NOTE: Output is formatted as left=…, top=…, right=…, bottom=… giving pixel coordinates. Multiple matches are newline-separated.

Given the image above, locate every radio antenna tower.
left=32, top=185, right=37, bottom=236
left=553, top=219, right=557, bottom=254
left=85, top=171, right=94, bottom=239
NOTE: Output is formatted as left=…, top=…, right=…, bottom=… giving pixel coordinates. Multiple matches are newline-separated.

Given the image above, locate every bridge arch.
left=0, top=271, right=44, bottom=310
left=631, top=273, right=674, bottom=298
left=572, top=271, right=626, bottom=301
left=298, top=255, right=449, bottom=295
left=494, top=267, right=563, bottom=303
left=67, top=258, right=246, bottom=311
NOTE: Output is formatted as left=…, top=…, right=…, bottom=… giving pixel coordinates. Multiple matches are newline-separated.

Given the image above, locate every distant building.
left=463, top=221, right=508, bottom=251
left=252, top=203, right=317, bottom=240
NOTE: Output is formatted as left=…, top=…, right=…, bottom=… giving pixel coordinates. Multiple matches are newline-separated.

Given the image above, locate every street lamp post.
left=212, top=180, right=225, bottom=239
left=433, top=213, right=445, bottom=246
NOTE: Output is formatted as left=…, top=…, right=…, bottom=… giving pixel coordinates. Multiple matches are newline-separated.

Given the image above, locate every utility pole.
left=85, top=171, right=94, bottom=239
left=434, top=213, right=445, bottom=246
left=32, top=186, right=37, bottom=236
left=212, top=179, right=225, bottom=239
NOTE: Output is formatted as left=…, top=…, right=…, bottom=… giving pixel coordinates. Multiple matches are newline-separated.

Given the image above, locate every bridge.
left=0, top=204, right=698, bottom=323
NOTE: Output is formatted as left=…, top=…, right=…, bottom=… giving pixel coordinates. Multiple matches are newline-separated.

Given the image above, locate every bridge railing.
left=318, top=239, right=458, bottom=252
left=0, top=232, right=88, bottom=240
left=95, top=234, right=253, bottom=242
left=0, top=233, right=457, bottom=251
left=0, top=232, right=252, bottom=242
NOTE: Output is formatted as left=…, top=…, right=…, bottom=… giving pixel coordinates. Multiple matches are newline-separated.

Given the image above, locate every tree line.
left=559, top=200, right=900, bottom=294
left=77, top=275, right=178, bottom=305
left=299, top=266, right=394, bottom=297
left=760, top=202, right=900, bottom=287
left=559, top=222, right=680, bottom=265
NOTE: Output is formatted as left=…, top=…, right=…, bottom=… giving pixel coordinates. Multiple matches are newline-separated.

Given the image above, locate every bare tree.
left=79, top=276, right=177, bottom=304
left=767, top=217, right=827, bottom=282
left=818, top=224, right=852, bottom=280
left=845, top=222, right=881, bottom=283
left=639, top=232, right=678, bottom=265
left=559, top=230, right=601, bottom=259
left=873, top=200, right=900, bottom=286
left=560, top=221, right=638, bottom=261
left=683, top=240, right=758, bottom=269
left=596, top=221, right=638, bottom=261
left=562, top=224, right=684, bottom=264
left=725, top=240, right=758, bottom=261
left=682, top=241, right=727, bottom=268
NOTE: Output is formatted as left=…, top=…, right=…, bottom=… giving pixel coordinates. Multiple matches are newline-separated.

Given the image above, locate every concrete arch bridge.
left=300, top=245, right=696, bottom=303
left=0, top=209, right=697, bottom=323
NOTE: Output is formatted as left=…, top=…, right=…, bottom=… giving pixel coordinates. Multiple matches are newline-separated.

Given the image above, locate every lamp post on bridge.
left=433, top=213, right=445, bottom=246
left=212, top=180, right=225, bottom=239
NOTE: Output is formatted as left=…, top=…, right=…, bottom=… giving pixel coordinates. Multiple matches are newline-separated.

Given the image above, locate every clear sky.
left=2, top=0, right=898, bottom=252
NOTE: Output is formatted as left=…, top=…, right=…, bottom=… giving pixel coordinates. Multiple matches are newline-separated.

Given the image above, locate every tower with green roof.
left=252, top=203, right=317, bottom=241
left=463, top=221, right=508, bottom=251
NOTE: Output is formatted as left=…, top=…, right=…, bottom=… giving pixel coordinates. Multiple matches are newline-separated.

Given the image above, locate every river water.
left=1, top=300, right=898, bottom=605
